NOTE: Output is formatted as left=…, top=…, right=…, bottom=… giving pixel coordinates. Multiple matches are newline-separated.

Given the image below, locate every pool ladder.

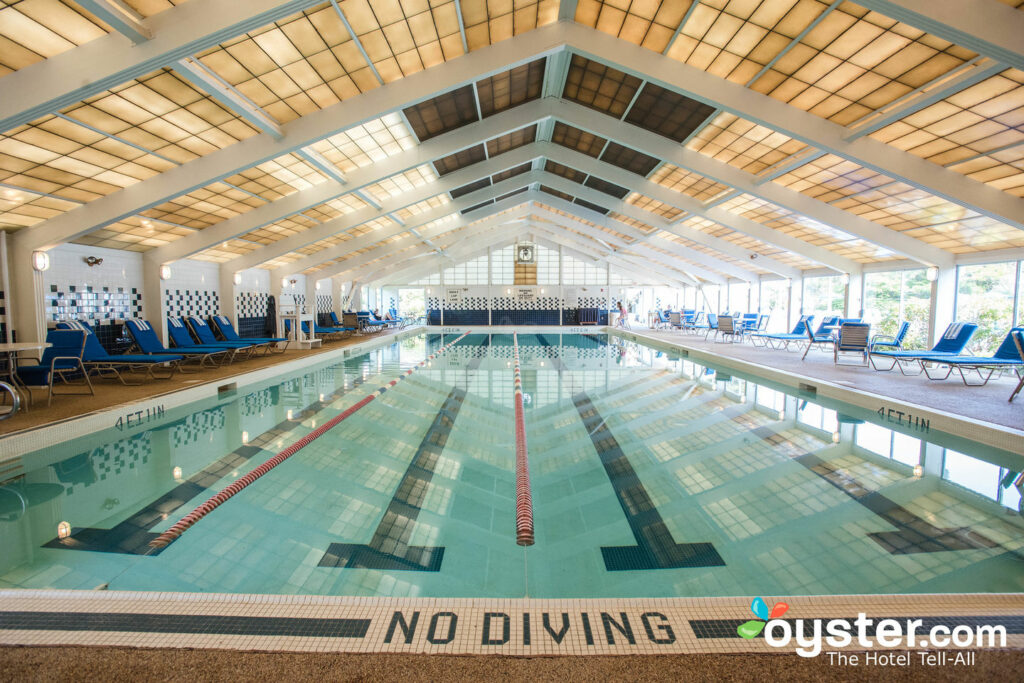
left=0, top=382, right=19, bottom=421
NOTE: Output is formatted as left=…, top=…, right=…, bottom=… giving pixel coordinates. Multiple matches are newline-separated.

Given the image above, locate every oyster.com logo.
left=737, top=597, right=789, bottom=639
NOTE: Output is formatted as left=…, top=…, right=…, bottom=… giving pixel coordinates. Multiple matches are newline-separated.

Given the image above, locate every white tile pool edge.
left=0, top=589, right=1020, bottom=656
left=0, top=326, right=427, bottom=463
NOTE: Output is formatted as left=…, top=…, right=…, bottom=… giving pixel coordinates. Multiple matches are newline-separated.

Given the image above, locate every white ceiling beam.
left=564, top=23, right=1024, bottom=232
left=855, top=0, right=1024, bottom=71
left=254, top=172, right=538, bottom=276
left=527, top=204, right=724, bottom=284
left=275, top=197, right=533, bottom=278
left=143, top=109, right=546, bottom=264
left=173, top=56, right=283, bottom=138
left=560, top=100, right=954, bottom=267
left=535, top=173, right=764, bottom=280
left=558, top=0, right=578, bottom=22
left=0, top=0, right=326, bottom=132
left=844, top=59, right=1006, bottom=141
left=539, top=145, right=813, bottom=277
left=15, top=26, right=566, bottom=252
left=75, top=0, right=152, bottom=43
left=360, top=226, right=521, bottom=285
left=529, top=222, right=702, bottom=285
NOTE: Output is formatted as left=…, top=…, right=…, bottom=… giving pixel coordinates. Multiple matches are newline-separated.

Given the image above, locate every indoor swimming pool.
left=1, top=332, right=1022, bottom=599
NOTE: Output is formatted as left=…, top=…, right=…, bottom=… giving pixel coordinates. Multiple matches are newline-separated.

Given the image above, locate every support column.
left=928, top=266, right=956, bottom=346
left=331, top=278, right=345, bottom=318
left=846, top=272, right=863, bottom=318
left=8, top=241, right=46, bottom=343
left=142, top=258, right=167, bottom=345
left=270, top=274, right=284, bottom=338
left=788, top=278, right=801, bottom=328
left=218, top=266, right=237, bottom=327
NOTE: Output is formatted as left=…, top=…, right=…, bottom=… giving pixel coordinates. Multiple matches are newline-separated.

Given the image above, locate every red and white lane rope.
left=512, top=332, right=535, bottom=547
left=149, top=331, right=471, bottom=550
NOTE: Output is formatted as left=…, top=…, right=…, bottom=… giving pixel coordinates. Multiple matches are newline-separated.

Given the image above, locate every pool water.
left=1, top=333, right=1022, bottom=598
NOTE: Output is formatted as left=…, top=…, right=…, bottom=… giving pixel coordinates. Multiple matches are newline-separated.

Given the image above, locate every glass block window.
left=536, top=244, right=559, bottom=285
left=443, top=255, right=488, bottom=285
left=491, top=245, right=513, bottom=284
left=563, top=255, right=607, bottom=284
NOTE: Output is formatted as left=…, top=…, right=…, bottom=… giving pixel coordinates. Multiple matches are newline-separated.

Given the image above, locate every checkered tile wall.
left=56, top=432, right=152, bottom=495
left=165, top=288, right=219, bottom=320
left=47, top=284, right=142, bottom=323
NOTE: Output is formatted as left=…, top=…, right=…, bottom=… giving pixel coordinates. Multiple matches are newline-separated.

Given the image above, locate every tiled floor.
left=1, top=591, right=1021, bottom=656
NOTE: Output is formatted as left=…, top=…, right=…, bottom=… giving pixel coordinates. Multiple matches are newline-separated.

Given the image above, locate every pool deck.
left=0, top=326, right=416, bottom=436
left=613, top=327, right=1023, bottom=452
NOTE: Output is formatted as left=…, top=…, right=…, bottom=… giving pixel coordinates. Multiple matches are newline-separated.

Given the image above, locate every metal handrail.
left=0, top=381, right=19, bottom=420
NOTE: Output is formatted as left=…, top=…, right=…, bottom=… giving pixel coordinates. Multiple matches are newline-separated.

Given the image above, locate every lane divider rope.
left=512, top=332, right=535, bottom=547
left=149, top=331, right=472, bottom=550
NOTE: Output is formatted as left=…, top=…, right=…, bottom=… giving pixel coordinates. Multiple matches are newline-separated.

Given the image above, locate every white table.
left=0, top=341, right=51, bottom=412
left=281, top=312, right=321, bottom=349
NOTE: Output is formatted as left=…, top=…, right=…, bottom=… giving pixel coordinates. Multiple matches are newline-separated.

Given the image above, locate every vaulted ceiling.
left=2, top=0, right=1023, bottom=287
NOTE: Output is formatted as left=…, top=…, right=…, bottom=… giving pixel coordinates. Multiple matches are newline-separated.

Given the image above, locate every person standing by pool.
left=616, top=301, right=630, bottom=329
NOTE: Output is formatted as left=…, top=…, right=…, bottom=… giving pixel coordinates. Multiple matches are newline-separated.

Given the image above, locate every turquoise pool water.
left=1, top=333, right=1022, bottom=598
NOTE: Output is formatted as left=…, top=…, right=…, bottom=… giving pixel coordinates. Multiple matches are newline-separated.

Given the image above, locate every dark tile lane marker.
left=319, top=336, right=490, bottom=572
left=572, top=391, right=725, bottom=571
left=0, top=611, right=369, bottom=638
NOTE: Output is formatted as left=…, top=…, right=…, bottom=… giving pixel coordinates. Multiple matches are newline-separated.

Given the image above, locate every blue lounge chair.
left=1010, top=331, right=1024, bottom=402
left=15, top=329, right=93, bottom=406
left=802, top=317, right=859, bottom=359
left=167, top=317, right=246, bottom=362
left=210, top=315, right=288, bottom=353
left=126, top=319, right=230, bottom=369
left=915, top=327, right=1024, bottom=385
left=754, top=315, right=815, bottom=350
left=387, top=308, right=409, bottom=329
left=870, top=321, right=910, bottom=352
left=186, top=316, right=262, bottom=356
left=869, top=322, right=978, bottom=374
left=55, top=320, right=182, bottom=383
left=356, top=311, right=387, bottom=333
left=834, top=322, right=871, bottom=366
left=328, top=312, right=359, bottom=333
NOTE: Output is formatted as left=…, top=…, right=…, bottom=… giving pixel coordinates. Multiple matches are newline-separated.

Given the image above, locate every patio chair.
left=870, top=321, right=910, bottom=352
left=755, top=315, right=815, bottom=350
left=55, top=320, right=182, bottom=384
left=186, top=316, right=263, bottom=356
left=915, top=326, right=1024, bottom=386
left=15, top=329, right=93, bottom=406
left=715, top=315, right=741, bottom=343
left=126, top=319, right=230, bottom=369
left=210, top=315, right=288, bottom=353
left=834, top=322, right=871, bottom=366
left=869, top=322, right=978, bottom=374
left=1010, top=331, right=1024, bottom=402
left=167, top=317, right=246, bottom=363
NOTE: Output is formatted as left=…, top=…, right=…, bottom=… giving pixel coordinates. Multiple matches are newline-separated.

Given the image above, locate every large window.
left=443, top=255, right=488, bottom=284
left=728, top=281, right=750, bottom=313
left=700, top=285, right=720, bottom=312
left=536, top=245, right=559, bottom=285
left=563, top=255, right=607, bottom=285
left=864, top=269, right=931, bottom=349
left=491, top=245, right=513, bottom=284
left=760, top=279, right=789, bottom=332
left=955, top=261, right=1020, bottom=354
left=803, top=275, right=844, bottom=319
left=682, top=285, right=697, bottom=310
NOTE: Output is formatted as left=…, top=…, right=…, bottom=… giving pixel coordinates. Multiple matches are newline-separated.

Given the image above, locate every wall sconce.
left=315, top=281, right=321, bottom=290
left=84, top=256, right=103, bottom=267
left=282, top=277, right=297, bottom=288
left=159, top=264, right=171, bottom=280
left=32, top=250, right=50, bottom=272
left=840, top=272, right=850, bottom=286
left=926, top=266, right=939, bottom=282
left=233, top=272, right=242, bottom=285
